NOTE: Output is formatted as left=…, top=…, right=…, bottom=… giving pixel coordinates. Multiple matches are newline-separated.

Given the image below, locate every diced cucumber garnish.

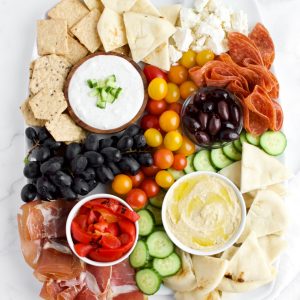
left=138, top=210, right=155, bottom=236
left=149, top=191, right=165, bottom=208
left=260, top=131, right=287, bottom=156
left=193, top=150, right=216, bottom=172
left=146, top=205, right=162, bottom=225
left=246, top=132, right=261, bottom=146
left=211, top=148, right=233, bottom=169
left=136, top=269, right=161, bottom=295
left=130, top=240, right=150, bottom=268
left=223, top=143, right=242, bottom=161
left=184, top=154, right=195, bottom=174
left=168, top=168, right=185, bottom=180
left=153, top=252, right=181, bottom=277
left=146, top=231, right=174, bottom=258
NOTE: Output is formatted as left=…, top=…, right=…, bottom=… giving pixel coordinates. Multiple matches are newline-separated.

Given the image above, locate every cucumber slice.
left=153, top=252, right=181, bottom=278
left=146, top=205, right=162, bottom=225
left=222, top=143, right=242, bottom=161
left=239, top=131, right=247, bottom=145
left=136, top=269, right=161, bottom=295
left=168, top=168, right=185, bottom=180
left=154, top=225, right=165, bottom=232
left=260, top=131, right=287, bottom=156
left=184, top=154, right=195, bottom=174
left=149, top=191, right=165, bottom=208
left=246, top=132, right=261, bottom=146
left=129, top=240, right=149, bottom=268
left=146, top=231, right=174, bottom=258
left=138, top=210, right=155, bottom=236
left=211, top=149, right=233, bottom=169
left=233, top=139, right=242, bottom=152
left=193, top=150, right=216, bottom=172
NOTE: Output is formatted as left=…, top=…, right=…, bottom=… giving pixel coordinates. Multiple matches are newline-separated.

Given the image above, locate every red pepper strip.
left=102, top=235, right=122, bottom=249
left=85, top=198, right=119, bottom=212
left=94, top=208, right=119, bottom=223
left=89, top=248, right=124, bottom=262
left=118, top=219, right=136, bottom=238
left=71, top=220, right=92, bottom=244
left=105, top=223, right=120, bottom=236
left=118, top=234, right=135, bottom=254
left=74, top=243, right=94, bottom=257
left=88, top=210, right=98, bottom=225
left=79, top=206, right=90, bottom=215
left=94, top=218, right=109, bottom=232
left=116, top=206, right=139, bottom=222
left=73, top=214, right=88, bottom=230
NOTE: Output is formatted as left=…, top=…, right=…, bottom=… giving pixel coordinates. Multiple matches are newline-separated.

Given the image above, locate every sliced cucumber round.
left=223, top=143, right=242, bottom=161
left=239, top=131, right=247, bottom=145
left=146, top=205, right=162, bottom=225
left=168, top=168, right=185, bottom=180
left=146, top=231, right=174, bottom=258
left=193, top=150, right=216, bottom=172
left=153, top=252, right=181, bottom=278
left=246, top=132, right=261, bottom=146
left=149, top=190, right=165, bottom=208
left=184, top=154, right=195, bottom=174
left=233, top=139, right=242, bottom=152
left=260, top=131, right=287, bottom=156
left=136, top=268, right=161, bottom=295
left=211, top=148, right=233, bottom=169
left=130, top=240, right=149, bottom=268
left=138, top=210, right=155, bottom=236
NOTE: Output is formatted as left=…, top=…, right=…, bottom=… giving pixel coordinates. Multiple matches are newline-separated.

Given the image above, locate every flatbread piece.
left=159, top=4, right=181, bottom=25
left=102, top=0, right=137, bottom=14
left=143, top=42, right=170, bottom=71
left=130, top=0, right=160, bottom=17
left=83, top=0, right=104, bottom=12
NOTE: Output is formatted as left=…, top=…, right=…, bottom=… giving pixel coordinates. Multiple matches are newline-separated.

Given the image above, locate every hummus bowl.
left=162, top=171, right=246, bottom=256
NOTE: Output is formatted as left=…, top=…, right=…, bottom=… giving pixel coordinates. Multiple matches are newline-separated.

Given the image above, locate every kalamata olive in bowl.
left=181, top=87, right=243, bottom=149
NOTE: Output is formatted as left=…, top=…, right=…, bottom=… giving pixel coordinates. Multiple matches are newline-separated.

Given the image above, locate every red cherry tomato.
left=74, top=243, right=94, bottom=257
left=141, top=165, right=160, bottom=177
left=129, top=171, right=145, bottom=188
left=146, top=99, right=168, bottom=115
left=153, top=148, right=174, bottom=169
left=168, top=102, right=183, bottom=115
left=101, top=235, right=122, bottom=249
left=140, top=178, right=160, bottom=197
left=172, top=154, right=187, bottom=171
left=143, top=65, right=168, bottom=83
left=140, top=114, right=160, bottom=131
left=126, top=188, right=148, bottom=210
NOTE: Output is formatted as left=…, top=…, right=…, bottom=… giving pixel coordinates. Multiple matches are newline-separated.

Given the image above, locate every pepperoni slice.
left=249, top=23, right=275, bottom=69
left=272, top=101, right=284, bottom=131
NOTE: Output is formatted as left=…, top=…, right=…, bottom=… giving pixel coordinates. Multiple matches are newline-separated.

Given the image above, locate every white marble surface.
left=0, top=0, right=300, bottom=299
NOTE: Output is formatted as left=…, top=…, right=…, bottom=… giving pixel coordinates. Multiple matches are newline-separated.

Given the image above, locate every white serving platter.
left=26, top=0, right=281, bottom=299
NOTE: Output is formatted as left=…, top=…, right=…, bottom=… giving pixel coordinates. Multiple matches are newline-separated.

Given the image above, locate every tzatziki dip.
left=68, top=55, right=145, bottom=130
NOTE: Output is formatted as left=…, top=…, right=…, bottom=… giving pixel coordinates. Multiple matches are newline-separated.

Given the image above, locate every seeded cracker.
left=71, top=9, right=101, bottom=53
left=29, top=88, right=67, bottom=120
left=20, top=99, right=46, bottom=127
left=83, top=0, right=104, bottom=12
left=30, top=55, right=72, bottom=95
left=37, top=19, right=69, bottom=56
left=48, top=0, right=89, bottom=28
left=65, top=35, right=89, bottom=65
left=46, top=113, right=86, bottom=142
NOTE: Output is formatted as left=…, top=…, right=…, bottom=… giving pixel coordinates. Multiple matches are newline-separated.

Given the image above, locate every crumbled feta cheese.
left=172, top=28, right=194, bottom=52
left=214, top=6, right=232, bottom=29
left=169, top=45, right=183, bottom=64
left=206, top=13, right=222, bottom=28
left=179, top=7, right=199, bottom=28
left=207, top=0, right=222, bottom=13
left=205, top=36, right=228, bottom=55
left=191, top=36, right=207, bottom=52
left=231, top=11, right=248, bottom=35
left=194, top=0, right=209, bottom=13
left=195, top=21, right=225, bottom=42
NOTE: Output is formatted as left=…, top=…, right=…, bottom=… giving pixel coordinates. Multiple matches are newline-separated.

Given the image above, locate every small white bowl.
left=66, top=193, right=139, bottom=267
left=162, top=171, right=246, bottom=256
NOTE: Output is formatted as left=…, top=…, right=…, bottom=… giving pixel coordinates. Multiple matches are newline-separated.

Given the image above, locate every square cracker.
left=64, top=35, right=89, bottom=65
left=37, top=19, right=69, bottom=56
left=71, top=9, right=101, bottom=53
left=46, top=113, right=86, bottom=142
left=30, top=54, right=72, bottom=95
left=83, top=0, right=104, bottom=12
left=29, top=88, right=67, bottom=120
left=20, top=98, right=46, bottom=126
left=48, top=0, right=89, bottom=28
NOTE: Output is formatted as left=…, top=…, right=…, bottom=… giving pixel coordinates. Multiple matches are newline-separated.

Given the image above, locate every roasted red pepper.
left=89, top=248, right=124, bottom=262
left=71, top=221, right=92, bottom=244
left=74, top=243, right=94, bottom=257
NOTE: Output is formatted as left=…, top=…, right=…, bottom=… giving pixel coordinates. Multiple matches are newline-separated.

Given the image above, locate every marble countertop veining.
left=0, top=0, right=300, bottom=299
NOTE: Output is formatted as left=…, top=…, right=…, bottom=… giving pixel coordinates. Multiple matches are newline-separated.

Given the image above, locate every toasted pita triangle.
left=159, top=4, right=181, bottom=25
left=175, top=289, right=221, bottom=300
left=130, top=0, right=160, bottom=16
left=240, top=143, right=291, bottom=193
left=219, top=161, right=241, bottom=188
left=101, top=0, right=136, bottom=13
left=143, top=42, right=170, bottom=71
left=123, top=12, right=176, bottom=62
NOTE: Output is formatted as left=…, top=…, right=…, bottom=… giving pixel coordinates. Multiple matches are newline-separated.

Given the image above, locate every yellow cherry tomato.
left=176, top=135, right=196, bottom=156
left=159, top=110, right=180, bottom=132
left=148, top=78, right=168, bottom=101
left=164, top=131, right=183, bottom=151
left=168, top=65, right=188, bottom=85
left=144, top=128, right=163, bottom=148
left=155, top=170, right=174, bottom=189
left=196, top=49, right=215, bottom=66
left=112, top=174, right=132, bottom=195
left=179, top=81, right=197, bottom=100
left=180, top=50, right=197, bottom=68
left=165, top=83, right=180, bottom=103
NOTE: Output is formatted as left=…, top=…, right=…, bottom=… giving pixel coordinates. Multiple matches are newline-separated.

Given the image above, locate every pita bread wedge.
left=221, top=246, right=239, bottom=260
left=238, top=190, right=288, bottom=243
left=97, top=8, right=127, bottom=52
left=143, top=42, right=170, bottom=71
left=123, top=12, right=176, bottom=62
left=164, top=250, right=197, bottom=292
left=159, top=4, right=181, bottom=25
left=192, top=256, right=228, bottom=294
left=218, top=161, right=241, bottom=188
left=240, top=143, right=292, bottom=193
left=130, top=0, right=160, bottom=17
left=175, top=289, right=221, bottom=300
left=102, top=0, right=136, bottom=14
left=218, top=232, right=276, bottom=292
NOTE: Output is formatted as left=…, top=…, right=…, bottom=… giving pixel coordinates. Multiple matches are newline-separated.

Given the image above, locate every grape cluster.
left=21, top=125, right=153, bottom=203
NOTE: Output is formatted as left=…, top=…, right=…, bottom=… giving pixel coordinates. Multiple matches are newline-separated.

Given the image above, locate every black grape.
left=21, top=184, right=37, bottom=202
left=118, top=157, right=140, bottom=175
left=65, top=143, right=82, bottom=161
left=59, top=187, right=77, bottom=200
left=40, top=160, right=62, bottom=175
left=25, top=127, right=38, bottom=143
left=84, top=151, right=104, bottom=167
left=23, top=162, right=40, bottom=179
left=87, top=179, right=98, bottom=192
left=37, top=127, right=49, bottom=142
left=50, top=171, right=72, bottom=187
left=36, top=177, right=56, bottom=200
left=96, top=166, right=114, bottom=184
left=80, top=168, right=96, bottom=181
left=137, top=152, right=153, bottom=167
left=106, top=161, right=121, bottom=176
left=117, top=135, right=133, bottom=151
left=134, top=134, right=147, bottom=149
left=71, top=155, right=88, bottom=174
left=99, top=138, right=114, bottom=150
left=101, top=147, right=122, bottom=162
left=123, top=124, right=140, bottom=137
left=85, top=134, right=99, bottom=151
left=43, top=137, right=61, bottom=150
left=35, top=147, right=51, bottom=162
left=72, top=178, right=90, bottom=196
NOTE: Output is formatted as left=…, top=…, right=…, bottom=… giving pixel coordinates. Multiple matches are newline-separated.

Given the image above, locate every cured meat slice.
left=249, top=23, right=275, bottom=69
left=86, top=264, right=112, bottom=295
left=113, top=291, right=146, bottom=300
left=272, top=101, right=284, bottom=131
left=75, top=287, right=98, bottom=300
left=228, top=32, right=264, bottom=67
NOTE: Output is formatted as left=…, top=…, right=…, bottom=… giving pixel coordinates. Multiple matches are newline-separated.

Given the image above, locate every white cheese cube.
left=191, top=36, right=207, bottom=52
left=195, top=21, right=224, bottom=42
left=169, top=45, right=183, bottom=64
left=205, top=36, right=228, bottom=55
left=207, top=0, right=222, bottom=13
left=179, top=7, right=199, bottom=28
left=194, top=0, right=209, bottom=13
left=215, top=6, right=232, bottom=26
left=231, top=11, right=248, bottom=35
left=206, top=13, right=222, bottom=28
left=199, top=8, right=210, bottom=21
left=172, top=28, right=194, bottom=52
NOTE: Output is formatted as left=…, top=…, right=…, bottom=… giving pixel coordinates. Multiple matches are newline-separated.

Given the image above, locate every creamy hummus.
left=165, top=174, right=242, bottom=250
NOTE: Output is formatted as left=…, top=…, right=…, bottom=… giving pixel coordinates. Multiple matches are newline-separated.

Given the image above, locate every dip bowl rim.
left=161, top=171, right=246, bottom=256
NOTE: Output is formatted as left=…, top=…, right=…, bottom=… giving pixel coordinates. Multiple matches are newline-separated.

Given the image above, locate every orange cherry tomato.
left=159, top=110, right=180, bottom=132
left=154, top=148, right=174, bottom=169
left=146, top=99, right=168, bottom=115
left=155, top=170, right=174, bottom=189
left=129, top=171, right=145, bottom=188
left=168, top=102, right=183, bottom=115
left=112, top=174, right=132, bottom=195
left=176, top=136, right=196, bottom=156
left=165, top=83, right=180, bottom=103
left=179, top=81, right=197, bottom=100
left=168, top=65, right=188, bottom=85
left=172, top=154, right=187, bottom=171
left=148, top=78, right=168, bottom=101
